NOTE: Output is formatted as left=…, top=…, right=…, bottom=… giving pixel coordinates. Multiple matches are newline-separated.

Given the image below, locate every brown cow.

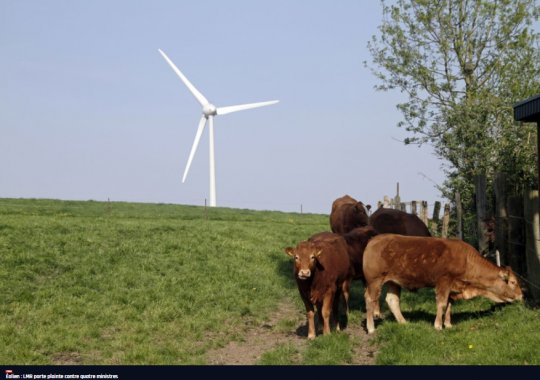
left=285, top=233, right=352, bottom=339
left=363, top=234, right=523, bottom=333
left=369, top=207, right=431, bottom=236
left=330, top=195, right=369, bottom=234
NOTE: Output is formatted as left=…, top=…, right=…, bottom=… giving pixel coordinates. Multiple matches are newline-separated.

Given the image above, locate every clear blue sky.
left=0, top=0, right=447, bottom=214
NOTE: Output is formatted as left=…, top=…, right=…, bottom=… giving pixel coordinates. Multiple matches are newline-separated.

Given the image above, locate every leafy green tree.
left=366, top=0, right=540, bottom=242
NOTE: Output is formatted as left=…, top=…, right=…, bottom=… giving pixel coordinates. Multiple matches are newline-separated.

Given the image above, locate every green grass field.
left=1, top=198, right=539, bottom=365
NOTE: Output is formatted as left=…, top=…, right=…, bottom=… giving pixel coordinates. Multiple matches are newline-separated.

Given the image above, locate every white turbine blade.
left=216, top=100, right=279, bottom=116
left=182, top=116, right=207, bottom=183
left=158, top=49, right=209, bottom=106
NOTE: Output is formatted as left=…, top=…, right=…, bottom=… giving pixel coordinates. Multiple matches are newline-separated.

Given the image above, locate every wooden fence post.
left=421, top=201, right=429, bottom=226
left=394, top=182, right=401, bottom=210
left=456, top=191, right=463, bottom=240
left=442, top=203, right=450, bottom=238
left=524, top=190, right=540, bottom=303
left=411, top=201, right=417, bottom=216
left=432, top=201, right=440, bottom=234
left=494, top=173, right=509, bottom=265
left=432, top=201, right=441, bottom=223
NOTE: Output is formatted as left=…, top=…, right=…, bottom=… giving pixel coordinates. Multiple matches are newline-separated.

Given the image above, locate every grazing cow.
left=285, top=233, right=352, bottom=339
left=363, top=234, right=523, bottom=333
left=369, top=207, right=431, bottom=237
left=330, top=195, right=369, bottom=234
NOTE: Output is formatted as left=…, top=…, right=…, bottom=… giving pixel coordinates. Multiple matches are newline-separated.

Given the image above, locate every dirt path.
left=347, top=319, right=379, bottom=365
left=206, top=300, right=378, bottom=365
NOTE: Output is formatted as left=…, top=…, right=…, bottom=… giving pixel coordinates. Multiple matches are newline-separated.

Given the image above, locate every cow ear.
left=284, top=247, right=295, bottom=257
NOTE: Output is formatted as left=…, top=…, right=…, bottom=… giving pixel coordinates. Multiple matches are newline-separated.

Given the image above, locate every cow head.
left=350, top=201, right=369, bottom=228
left=488, top=266, right=523, bottom=303
left=284, top=242, right=323, bottom=280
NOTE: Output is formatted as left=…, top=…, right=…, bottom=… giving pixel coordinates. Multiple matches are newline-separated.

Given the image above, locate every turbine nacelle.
left=202, top=103, right=217, bottom=118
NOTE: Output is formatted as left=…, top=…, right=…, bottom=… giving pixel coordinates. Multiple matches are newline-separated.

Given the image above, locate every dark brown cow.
left=342, top=226, right=379, bottom=281
left=363, top=234, right=523, bottom=333
left=310, top=226, right=378, bottom=282
left=285, top=233, right=352, bottom=339
left=330, top=195, right=369, bottom=234
left=369, top=207, right=431, bottom=236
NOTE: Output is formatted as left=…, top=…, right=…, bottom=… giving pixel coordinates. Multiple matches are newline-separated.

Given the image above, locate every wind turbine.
left=158, top=49, right=279, bottom=207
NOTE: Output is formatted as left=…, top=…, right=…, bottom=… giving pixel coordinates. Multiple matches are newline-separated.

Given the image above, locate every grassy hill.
left=1, top=198, right=538, bottom=365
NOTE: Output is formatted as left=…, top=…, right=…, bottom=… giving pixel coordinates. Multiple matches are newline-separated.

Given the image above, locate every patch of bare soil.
left=51, top=351, right=82, bottom=365
left=206, top=300, right=378, bottom=365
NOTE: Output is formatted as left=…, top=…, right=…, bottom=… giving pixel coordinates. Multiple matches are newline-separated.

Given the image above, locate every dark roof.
left=514, top=93, right=540, bottom=122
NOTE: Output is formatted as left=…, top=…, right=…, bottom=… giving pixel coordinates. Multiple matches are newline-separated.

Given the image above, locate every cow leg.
left=337, top=279, right=351, bottom=331
left=434, top=282, right=451, bottom=331
left=316, top=302, right=323, bottom=334
left=321, top=291, right=335, bottom=335
left=341, top=280, right=350, bottom=317
left=444, top=300, right=453, bottom=328
left=332, top=287, right=342, bottom=332
left=365, top=279, right=383, bottom=334
left=385, top=282, right=406, bottom=324
left=370, top=280, right=382, bottom=320
left=307, top=308, right=316, bottom=339
left=301, top=298, right=316, bottom=340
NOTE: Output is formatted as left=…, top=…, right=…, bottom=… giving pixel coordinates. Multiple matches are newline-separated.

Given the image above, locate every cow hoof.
left=444, top=323, right=453, bottom=329
left=307, top=334, right=316, bottom=340
left=434, top=325, right=443, bottom=331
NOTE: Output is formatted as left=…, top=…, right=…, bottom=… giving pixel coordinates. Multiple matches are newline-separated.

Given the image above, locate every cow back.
left=363, top=234, right=469, bottom=289
left=369, top=207, right=430, bottom=237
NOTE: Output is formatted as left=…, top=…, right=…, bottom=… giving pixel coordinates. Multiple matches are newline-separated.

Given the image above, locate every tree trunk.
left=475, top=174, right=489, bottom=255
left=507, top=196, right=526, bottom=275
left=494, top=173, right=509, bottom=265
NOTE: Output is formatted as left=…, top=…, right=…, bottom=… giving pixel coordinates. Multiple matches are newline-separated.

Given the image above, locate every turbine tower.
left=158, top=49, right=278, bottom=207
